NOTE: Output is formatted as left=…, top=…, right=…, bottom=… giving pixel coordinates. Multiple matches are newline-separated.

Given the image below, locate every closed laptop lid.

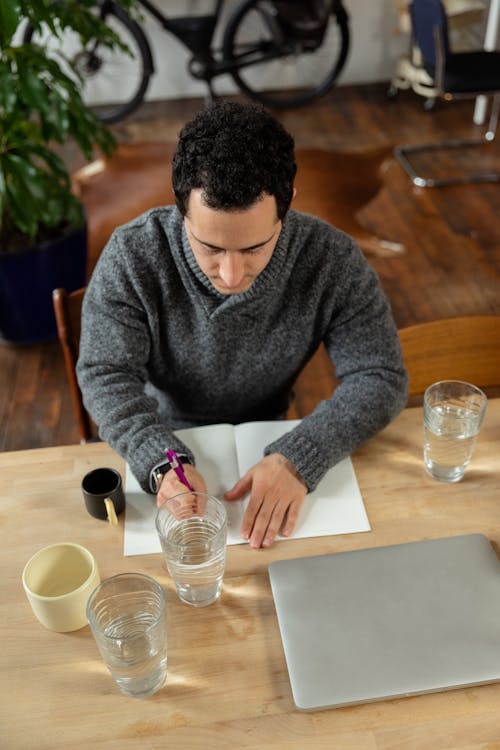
left=269, top=534, right=500, bottom=710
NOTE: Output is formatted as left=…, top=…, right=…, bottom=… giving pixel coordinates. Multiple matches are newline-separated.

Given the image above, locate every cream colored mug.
left=22, top=542, right=100, bottom=632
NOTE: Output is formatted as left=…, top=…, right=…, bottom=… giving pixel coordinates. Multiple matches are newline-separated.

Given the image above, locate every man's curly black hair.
left=172, top=100, right=296, bottom=220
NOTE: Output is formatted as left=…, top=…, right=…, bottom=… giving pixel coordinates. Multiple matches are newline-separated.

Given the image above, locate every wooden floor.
left=1, top=83, right=499, bottom=451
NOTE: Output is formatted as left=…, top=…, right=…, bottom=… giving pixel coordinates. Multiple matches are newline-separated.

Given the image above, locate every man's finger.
left=157, top=491, right=197, bottom=518
left=260, top=498, right=290, bottom=548
left=224, top=472, right=251, bottom=501
left=281, top=497, right=303, bottom=537
left=241, top=488, right=267, bottom=543
left=246, top=487, right=286, bottom=548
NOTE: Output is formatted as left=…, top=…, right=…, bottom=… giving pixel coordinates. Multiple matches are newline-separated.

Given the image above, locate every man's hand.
left=224, top=453, right=307, bottom=549
left=156, top=464, right=207, bottom=507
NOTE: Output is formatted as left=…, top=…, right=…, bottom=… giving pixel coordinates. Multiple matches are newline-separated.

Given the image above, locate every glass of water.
left=155, top=492, right=227, bottom=607
left=86, top=573, right=167, bottom=698
left=423, top=380, right=487, bottom=482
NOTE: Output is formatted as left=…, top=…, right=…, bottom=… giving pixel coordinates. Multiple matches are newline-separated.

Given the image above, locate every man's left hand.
left=224, top=453, right=307, bottom=548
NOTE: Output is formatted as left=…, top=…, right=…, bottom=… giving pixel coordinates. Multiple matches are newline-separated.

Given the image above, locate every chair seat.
left=444, top=51, right=500, bottom=93
left=425, top=52, right=500, bottom=94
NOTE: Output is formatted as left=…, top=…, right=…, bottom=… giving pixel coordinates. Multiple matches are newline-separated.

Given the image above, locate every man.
left=77, top=101, right=408, bottom=549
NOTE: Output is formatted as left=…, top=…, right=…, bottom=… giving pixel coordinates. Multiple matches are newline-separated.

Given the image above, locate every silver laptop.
left=269, top=534, right=500, bottom=711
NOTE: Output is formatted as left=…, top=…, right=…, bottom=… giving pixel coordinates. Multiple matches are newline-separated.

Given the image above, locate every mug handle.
left=104, top=498, right=118, bottom=526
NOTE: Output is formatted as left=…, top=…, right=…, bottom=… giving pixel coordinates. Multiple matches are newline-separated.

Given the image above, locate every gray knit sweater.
left=77, top=206, right=408, bottom=492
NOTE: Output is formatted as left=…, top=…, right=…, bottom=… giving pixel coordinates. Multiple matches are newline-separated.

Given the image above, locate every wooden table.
left=2, top=402, right=500, bottom=750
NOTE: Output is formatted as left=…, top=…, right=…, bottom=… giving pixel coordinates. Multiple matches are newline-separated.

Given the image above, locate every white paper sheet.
left=123, top=420, right=370, bottom=556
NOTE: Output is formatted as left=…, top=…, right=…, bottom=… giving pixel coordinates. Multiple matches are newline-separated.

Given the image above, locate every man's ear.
left=292, top=186, right=297, bottom=200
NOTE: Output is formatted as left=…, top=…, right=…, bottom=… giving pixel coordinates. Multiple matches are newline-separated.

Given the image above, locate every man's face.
left=184, top=189, right=282, bottom=295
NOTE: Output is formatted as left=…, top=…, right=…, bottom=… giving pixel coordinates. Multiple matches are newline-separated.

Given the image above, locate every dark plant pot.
left=0, top=223, right=87, bottom=344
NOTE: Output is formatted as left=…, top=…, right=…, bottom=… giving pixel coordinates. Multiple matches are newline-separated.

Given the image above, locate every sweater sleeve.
left=76, top=233, right=195, bottom=492
left=263, top=237, right=408, bottom=491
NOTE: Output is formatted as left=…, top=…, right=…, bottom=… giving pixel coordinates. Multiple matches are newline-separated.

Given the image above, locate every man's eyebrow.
left=189, top=228, right=278, bottom=252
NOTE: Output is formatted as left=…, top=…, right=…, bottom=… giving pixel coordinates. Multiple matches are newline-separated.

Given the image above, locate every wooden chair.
left=52, top=287, right=94, bottom=443
left=399, top=315, right=500, bottom=401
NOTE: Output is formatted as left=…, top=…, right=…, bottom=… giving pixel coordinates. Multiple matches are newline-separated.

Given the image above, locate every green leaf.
left=2, top=149, right=80, bottom=238
left=40, top=89, right=71, bottom=143
left=19, top=0, right=60, bottom=36
left=0, top=60, right=16, bottom=111
left=29, top=146, right=69, bottom=180
left=0, top=0, right=21, bottom=48
left=17, top=61, right=51, bottom=115
left=0, top=166, right=5, bottom=219
left=4, top=160, right=39, bottom=237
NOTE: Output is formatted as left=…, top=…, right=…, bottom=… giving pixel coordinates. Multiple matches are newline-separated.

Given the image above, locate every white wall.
left=142, top=0, right=408, bottom=101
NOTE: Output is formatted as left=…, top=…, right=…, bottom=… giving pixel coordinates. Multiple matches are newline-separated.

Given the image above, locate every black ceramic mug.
left=82, top=467, right=125, bottom=521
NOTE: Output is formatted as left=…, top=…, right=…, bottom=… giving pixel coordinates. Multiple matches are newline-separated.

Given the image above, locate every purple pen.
left=165, top=449, right=194, bottom=491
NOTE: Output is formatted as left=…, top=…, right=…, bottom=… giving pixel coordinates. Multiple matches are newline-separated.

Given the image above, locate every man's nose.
left=218, top=253, right=245, bottom=286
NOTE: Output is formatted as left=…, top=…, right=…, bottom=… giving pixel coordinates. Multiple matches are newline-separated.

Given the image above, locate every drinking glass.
left=155, top=492, right=227, bottom=607
left=423, top=380, right=487, bottom=482
left=86, top=573, right=167, bottom=698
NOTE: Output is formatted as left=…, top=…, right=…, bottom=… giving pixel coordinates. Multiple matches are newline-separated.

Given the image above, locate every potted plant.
left=0, top=0, right=135, bottom=343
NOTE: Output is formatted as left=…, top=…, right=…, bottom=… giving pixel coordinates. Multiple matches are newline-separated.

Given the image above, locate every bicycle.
left=23, top=0, right=350, bottom=123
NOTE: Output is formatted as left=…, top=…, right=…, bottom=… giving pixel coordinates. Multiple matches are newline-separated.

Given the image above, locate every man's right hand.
left=156, top=464, right=207, bottom=507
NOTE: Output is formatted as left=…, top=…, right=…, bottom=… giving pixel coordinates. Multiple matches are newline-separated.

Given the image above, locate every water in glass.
left=100, top=605, right=167, bottom=698
left=165, top=516, right=226, bottom=607
left=87, top=574, right=167, bottom=698
left=424, top=402, right=479, bottom=482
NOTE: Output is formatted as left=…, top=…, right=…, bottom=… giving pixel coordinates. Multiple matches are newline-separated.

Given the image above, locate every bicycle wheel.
left=23, top=2, right=153, bottom=124
left=222, top=0, right=350, bottom=109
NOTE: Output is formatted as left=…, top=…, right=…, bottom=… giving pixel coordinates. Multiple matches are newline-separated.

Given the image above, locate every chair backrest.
left=52, top=287, right=93, bottom=443
left=399, top=315, right=500, bottom=398
left=410, top=0, right=449, bottom=68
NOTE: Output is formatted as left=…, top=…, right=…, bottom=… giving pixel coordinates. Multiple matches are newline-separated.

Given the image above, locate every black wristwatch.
left=149, top=455, right=191, bottom=493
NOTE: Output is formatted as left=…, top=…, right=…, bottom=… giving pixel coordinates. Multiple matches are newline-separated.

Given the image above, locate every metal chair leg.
left=394, top=94, right=500, bottom=187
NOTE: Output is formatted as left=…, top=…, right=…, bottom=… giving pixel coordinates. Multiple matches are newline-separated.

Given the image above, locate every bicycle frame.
left=110, top=0, right=344, bottom=83
left=129, top=0, right=224, bottom=61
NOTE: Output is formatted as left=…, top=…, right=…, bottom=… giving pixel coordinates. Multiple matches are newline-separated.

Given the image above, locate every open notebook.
left=123, top=419, right=370, bottom=556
